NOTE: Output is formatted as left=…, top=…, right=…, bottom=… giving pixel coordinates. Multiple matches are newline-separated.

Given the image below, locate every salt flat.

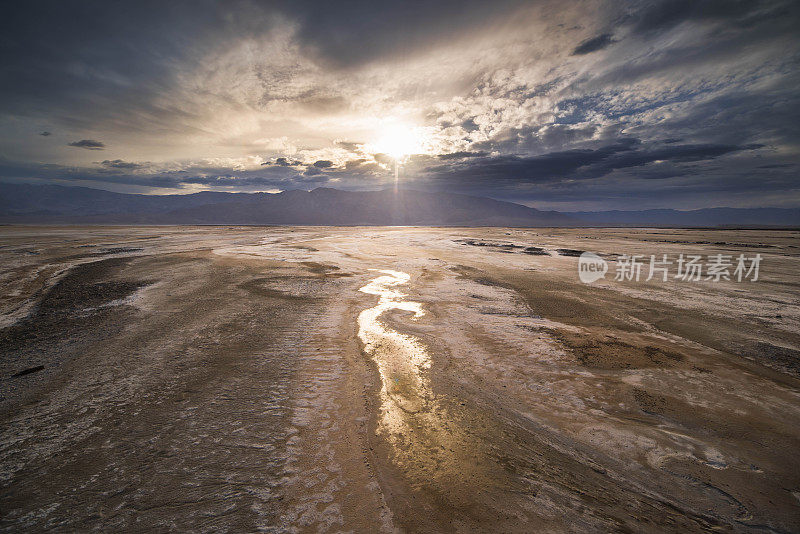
left=1, top=226, right=799, bottom=532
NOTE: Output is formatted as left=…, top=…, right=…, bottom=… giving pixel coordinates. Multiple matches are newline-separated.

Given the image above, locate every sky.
left=0, top=0, right=798, bottom=210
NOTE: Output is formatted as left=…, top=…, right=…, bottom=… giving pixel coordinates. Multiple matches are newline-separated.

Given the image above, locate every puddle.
left=357, top=270, right=491, bottom=492
left=358, top=270, right=432, bottom=416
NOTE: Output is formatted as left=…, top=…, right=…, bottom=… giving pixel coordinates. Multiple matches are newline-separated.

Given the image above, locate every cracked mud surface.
left=1, top=226, right=799, bottom=532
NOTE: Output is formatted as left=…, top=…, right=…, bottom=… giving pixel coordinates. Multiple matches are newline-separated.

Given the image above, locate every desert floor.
left=1, top=226, right=799, bottom=532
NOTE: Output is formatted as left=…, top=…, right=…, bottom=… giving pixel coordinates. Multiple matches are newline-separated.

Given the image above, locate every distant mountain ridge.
left=569, top=208, right=800, bottom=227
left=1, top=183, right=797, bottom=227
left=0, top=183, right=575, bottom=226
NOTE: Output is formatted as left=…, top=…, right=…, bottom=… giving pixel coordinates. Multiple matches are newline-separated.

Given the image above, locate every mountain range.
left=1, top=183, right=797, bottom=227
left=569, top=208, right=800, bottom=227
left=0, top=183, right=575, bottom=226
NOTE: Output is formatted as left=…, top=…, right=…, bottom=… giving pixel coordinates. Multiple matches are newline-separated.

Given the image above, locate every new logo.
left=578, top=252, right=608, bottom=283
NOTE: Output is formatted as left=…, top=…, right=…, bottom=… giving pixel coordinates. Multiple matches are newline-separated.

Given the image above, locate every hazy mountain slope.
left=155, top=188, right=576, bottom=226
left=0, top=184, right=576, bottom=226
left=3, top=183, right=795, bottom=227
left=570, top=208, right=800, bottom=227
left=0, top=183, right=236, bottom=217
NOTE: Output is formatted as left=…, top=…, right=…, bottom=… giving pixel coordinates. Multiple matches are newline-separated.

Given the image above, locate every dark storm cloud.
left=344, top=158, right=384, bottom=173
left=0, top=0, right=533, bottom=126
left=0, top=1, right=283, bottom=128
left=280, top=0, right=530, bottom=68
left=422, top=141, right=761, bottom=186
left=313, top=160, right=334, bottom=168
left=460, top=119, right=480, bottom=132
left=425, top=142, right=636, bottom=184
left=630, top=0, right=775, bottom=34
left=99, top=159, right=143, bottom=170
left=0, top=158, right=176, bottom=189
left=180, top=173, right=329, bottom=187
left=335, top=141, right=363, bottom=151
left=471, top=124, right=599, bottom=154
left=345, top=159, right=368, bottom=169
left=394, top=141, right=794, bottom=209
left=437, top=151, right=488, bottom=160
left=0, top=157, right=328, bottom=192
left=68, top=139, right=105, bottom=150
left=268, top=157, right=302, bottom=167
left=304, top=166, right=325, bottom=176
left=571, top=33, right=615, bottom=55
left=758, top=163, right=795, bottom=169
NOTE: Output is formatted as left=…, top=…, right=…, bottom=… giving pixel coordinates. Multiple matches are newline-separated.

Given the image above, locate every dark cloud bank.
left=68, top=139, right=105, bottom=150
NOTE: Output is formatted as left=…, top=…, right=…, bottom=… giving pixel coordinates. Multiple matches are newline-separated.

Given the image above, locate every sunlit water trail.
left=358, top=270, right=432, bottom=416
left=357, top=269, right=488, bottom=490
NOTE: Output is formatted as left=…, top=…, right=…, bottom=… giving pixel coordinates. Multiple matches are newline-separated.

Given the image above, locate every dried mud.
left=1, top=226, right=799, bottom=533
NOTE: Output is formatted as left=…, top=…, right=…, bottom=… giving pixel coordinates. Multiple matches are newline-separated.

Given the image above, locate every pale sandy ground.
left=1, top=226, right=799, bottom=533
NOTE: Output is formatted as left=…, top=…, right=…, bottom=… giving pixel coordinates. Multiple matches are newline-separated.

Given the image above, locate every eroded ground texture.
left=1, top=226, right=799, bottom=533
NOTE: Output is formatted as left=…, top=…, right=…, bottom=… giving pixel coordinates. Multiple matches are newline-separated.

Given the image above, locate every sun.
left=371, top=124, right=422, bottom=160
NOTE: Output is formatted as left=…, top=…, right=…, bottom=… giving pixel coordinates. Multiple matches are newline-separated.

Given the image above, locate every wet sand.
left=1, top=226, right=799, bottom=532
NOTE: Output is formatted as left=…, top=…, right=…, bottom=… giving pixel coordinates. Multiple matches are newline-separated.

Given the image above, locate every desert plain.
left=1, top=225, right=799, bottom=532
